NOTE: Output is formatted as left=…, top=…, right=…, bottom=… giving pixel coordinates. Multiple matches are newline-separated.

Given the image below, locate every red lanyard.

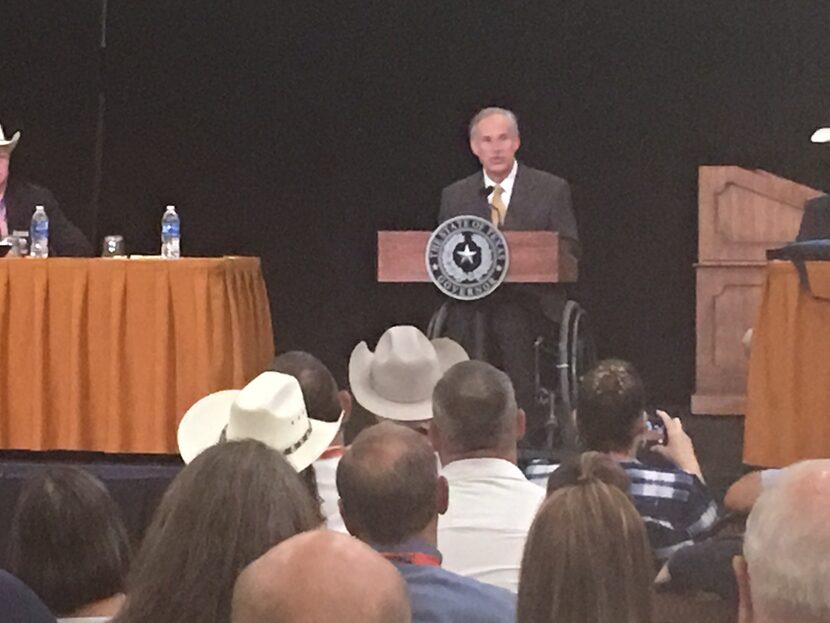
left=319, top=445, right=344, bottom=460
left=380, top=551, right=441, bottom=567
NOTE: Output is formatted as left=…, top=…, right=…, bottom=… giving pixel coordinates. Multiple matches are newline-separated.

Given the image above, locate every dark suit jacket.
left=797, top=194, right=830, bottom=241
left=438, top=163, right=579, bottom=320
left=4, top=180, right=93, bottom=257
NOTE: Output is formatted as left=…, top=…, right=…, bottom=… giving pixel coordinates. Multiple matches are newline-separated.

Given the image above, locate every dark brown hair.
left=337, top=422, right=437, bottom=544
left=114, top=439, right=322, bottom=623
left=6, top=466, right=131, bottom=617
left=577, top=359, right=646, bottom=453
left=271, top=351, right=342, bottom=423
left=518, top=452, right=653, bottom=623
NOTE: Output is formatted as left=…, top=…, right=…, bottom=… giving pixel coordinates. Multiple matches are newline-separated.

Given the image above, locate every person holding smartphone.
left=576, top=359, right=718, bottom=563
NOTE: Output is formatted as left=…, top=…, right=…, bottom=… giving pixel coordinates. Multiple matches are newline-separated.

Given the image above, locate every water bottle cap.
left=166, top=205, right=176, bottom=211
left=35, top=205, right=45, bottom=211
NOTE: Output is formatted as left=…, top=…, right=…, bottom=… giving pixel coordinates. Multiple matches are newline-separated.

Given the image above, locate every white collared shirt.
left=437, top=457, right=546, bottom=593
left=314, top=455, right=347, bottom=533
left=483, top=160, right=519, bottom=212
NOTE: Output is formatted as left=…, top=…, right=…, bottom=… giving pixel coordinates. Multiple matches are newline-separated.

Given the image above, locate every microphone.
left=480, top=185, right=494, bottom=197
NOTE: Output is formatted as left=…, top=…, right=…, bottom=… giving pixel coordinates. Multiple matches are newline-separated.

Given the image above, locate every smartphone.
left=644, top=408, right=668, bottom=447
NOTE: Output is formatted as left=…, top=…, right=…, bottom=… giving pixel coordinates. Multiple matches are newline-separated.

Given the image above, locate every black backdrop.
left=3, top=1, right=830, bottom=401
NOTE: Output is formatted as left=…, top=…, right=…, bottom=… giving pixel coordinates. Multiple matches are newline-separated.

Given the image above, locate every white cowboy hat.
left=349, top=325, right=468, bottom=422
left=0, top=124, right=20, bottom=152
left=177, top=371, right=343, bottom=471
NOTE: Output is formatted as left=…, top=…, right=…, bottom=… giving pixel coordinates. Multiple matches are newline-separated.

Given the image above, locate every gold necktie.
left=490, top=184, right=506, bottom=227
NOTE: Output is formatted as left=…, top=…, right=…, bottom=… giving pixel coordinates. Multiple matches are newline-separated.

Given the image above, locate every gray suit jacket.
left=438, top=163, right=579, bottom=320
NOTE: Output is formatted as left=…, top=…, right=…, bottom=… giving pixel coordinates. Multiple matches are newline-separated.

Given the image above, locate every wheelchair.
left=427, top=298, right=596, bottom=461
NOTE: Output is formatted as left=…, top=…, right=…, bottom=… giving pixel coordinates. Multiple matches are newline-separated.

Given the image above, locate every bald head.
left=231, top=530, right=410, bottom=623
left=743, top=460, right=830, bottom=622
left=337, top=422, right=441, bottom=544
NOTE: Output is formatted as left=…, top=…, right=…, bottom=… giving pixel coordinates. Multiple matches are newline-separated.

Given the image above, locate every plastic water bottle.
left=30, top=205, right=49, bottom=258
left=160, top=205, right=181, bottom=259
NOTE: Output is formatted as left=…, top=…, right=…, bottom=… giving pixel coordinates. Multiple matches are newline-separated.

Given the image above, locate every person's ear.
left=437, top=475, right=449, bottom=516
left=515, top=408, right=526, bottom=441
left=470, top=137, right=481, bottom=158
left=338, top=499, right=358, bottom=538
left=428, top=420, right=443, bottom=453
left=338, top=390, right=353, bottom=423
left=733, top=555, right=754, bottom=623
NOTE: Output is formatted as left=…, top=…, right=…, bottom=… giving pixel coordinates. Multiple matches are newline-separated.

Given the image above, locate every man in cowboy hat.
left=431, top=360, right=544, bottom=593
left=271, top=350, right=352, bottom=532
left=337, top=422, right=516, bottom=622
left=0, top=123, right=92, bottom=256
left=348, top=325, right=467, bottom=437
left=232, top=531, right=412, bottom=623
left=177, top=371, right=344, bottom=475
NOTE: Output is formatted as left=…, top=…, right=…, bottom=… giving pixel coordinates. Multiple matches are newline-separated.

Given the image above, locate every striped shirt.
left=621, top=460, right=719, bottom=561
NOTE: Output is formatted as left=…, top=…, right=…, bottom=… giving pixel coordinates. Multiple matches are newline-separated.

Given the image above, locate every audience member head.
left=577, top=359, right=647, bottom=454
left=6, top=466, right=130, bottom=619
left=177, top=371, right=343, bottom=471
left=736, top=459, right=830, bottom=623
left=349, top=325, right=467, bottom=437
left=518, top=451, right=653, bottom=623
left=232, top=530, right=411, bottom=623
left=270, top=350, right=351, bottom=428
left=546, top=450, right=631, bottom=497
left=431, top=360, right=525, bottom=464
left=114, top=440, right=321, bottom=623
left=0, top=570, right=57, bottom=623
left=337, top=421, right=447, bottom=545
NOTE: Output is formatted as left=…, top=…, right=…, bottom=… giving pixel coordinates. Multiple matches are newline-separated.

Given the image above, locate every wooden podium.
left=377, top=230, right=577, bottom=283
left=693, top=166, right=821, bottom=415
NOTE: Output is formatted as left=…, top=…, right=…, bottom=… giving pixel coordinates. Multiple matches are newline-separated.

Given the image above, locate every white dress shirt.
left=437, top=457, right=546, bottom=593
left=314, top=454, right=347, bottom=533
left=483, top=159, right=519, bottom=213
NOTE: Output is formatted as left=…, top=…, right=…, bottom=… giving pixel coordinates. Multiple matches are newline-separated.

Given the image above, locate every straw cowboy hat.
left=0, top=124, right=20, bottom=152
left=349, top=325, right=468, bottom=422
left=177, top=371, right=343, bottom=471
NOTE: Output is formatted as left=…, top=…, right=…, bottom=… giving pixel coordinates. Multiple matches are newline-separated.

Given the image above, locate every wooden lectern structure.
left=377, top=230, right=578, bottom=284
left=693, top=166, right=821, bottom=415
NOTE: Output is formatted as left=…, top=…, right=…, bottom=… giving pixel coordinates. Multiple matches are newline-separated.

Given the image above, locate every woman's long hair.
left=518, top=452, right=654, bottom=623
left=114, top=439, right=322, bottom=623
left=7, top=466, right=131, bottom=617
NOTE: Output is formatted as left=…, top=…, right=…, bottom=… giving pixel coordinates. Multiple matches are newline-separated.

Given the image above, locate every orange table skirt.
left=0, top=257, right=274, bottom=453
left=744, top=261, right=830, bottom=467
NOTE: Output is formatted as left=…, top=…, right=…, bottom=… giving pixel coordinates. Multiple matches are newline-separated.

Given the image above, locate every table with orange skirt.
left=744, top=261, right=830, bottom=467
left=0, top=257, right=274, bottom=454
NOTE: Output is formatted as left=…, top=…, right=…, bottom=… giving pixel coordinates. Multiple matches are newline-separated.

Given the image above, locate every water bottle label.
left=162, top=222, right=180, bottom=237
left=32, top=221, right=49, bottom=235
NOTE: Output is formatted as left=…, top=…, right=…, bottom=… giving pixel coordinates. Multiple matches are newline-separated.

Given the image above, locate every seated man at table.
left=0, top=122, right=93, bottom=256
left=438, top=107, right=579, bottom=439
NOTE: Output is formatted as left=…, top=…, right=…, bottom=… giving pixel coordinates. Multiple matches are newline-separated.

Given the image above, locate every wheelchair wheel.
left=557, top=301, right=597, bottom=445
left=426, top=301, right=451, bottom=339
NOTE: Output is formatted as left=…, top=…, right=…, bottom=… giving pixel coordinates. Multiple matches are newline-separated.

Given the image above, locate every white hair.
left=743, top=460, right=830, bottom=621
left=468, top=107, right=519, bottom=139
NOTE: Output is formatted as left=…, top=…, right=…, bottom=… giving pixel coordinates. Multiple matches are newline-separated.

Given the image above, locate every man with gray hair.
left=437, top=107, right=579, bottom=440
left=733, top=459, right=830, bottom=623
left=430, top=360, right=545, bottom=592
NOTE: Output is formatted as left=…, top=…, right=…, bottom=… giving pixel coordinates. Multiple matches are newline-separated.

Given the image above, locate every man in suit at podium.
left=438, top=107, right=579, bottom=441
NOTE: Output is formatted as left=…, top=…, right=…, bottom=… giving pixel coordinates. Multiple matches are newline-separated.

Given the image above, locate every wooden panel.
left=377, top=231, right=577, bottom=283
left=698, top=166, right=821, bottom=263
left=694, top=167, right=821, bottom=415
left=694, top=266, right=765, bottom=405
